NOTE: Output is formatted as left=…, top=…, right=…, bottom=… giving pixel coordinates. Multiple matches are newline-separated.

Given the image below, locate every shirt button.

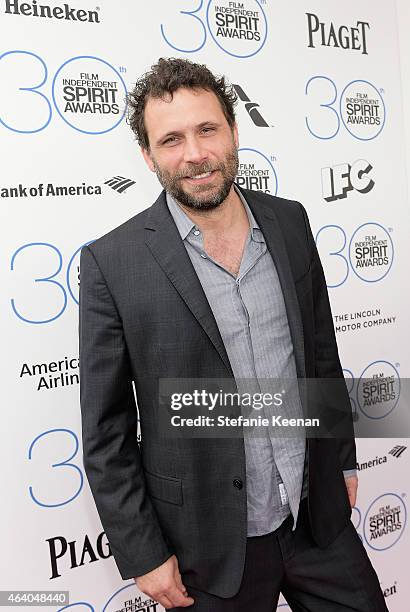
left=233, top=478, right=243, bottom=490
left=200, top=253, right=207, bottom=258
left=193, top=229, right=200, bottom=236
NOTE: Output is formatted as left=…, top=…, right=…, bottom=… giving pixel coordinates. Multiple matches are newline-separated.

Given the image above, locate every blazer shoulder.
left=84, top=205, right=150, bottom=262
left=249, top=187, right=302, bottom=208
left=241, top=187, right=307, bottom=222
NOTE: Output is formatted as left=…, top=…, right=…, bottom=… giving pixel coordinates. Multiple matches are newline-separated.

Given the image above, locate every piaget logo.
left=4, top=0, right=100, bottom=22
left=306, top=12, right=370, bottom=54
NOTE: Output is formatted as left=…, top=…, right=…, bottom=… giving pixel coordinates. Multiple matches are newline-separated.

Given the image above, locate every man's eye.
left=163, top=136, right=178, bottom=145
left=202, top=127, right=215, bottom=133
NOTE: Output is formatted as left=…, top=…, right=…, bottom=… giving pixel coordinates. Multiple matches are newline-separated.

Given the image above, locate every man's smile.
left=183, top=170, right=218, bottom=185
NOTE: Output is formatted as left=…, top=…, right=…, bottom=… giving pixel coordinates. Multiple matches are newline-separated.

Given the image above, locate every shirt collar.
left=166, top=184, right=264, bottom=243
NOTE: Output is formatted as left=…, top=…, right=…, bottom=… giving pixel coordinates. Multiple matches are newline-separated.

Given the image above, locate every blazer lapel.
left=144, top=190, right=234, bottom=377
left=241, top=187, right=307, bottom=381
left=144, top=186, right=307, bottom=382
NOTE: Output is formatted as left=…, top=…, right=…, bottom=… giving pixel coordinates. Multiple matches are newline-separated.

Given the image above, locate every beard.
left=152, top=143, right=239, bottom=211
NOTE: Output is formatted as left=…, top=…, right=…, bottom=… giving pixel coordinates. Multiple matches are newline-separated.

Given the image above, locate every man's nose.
left=183, top=136, right=208, bottom=165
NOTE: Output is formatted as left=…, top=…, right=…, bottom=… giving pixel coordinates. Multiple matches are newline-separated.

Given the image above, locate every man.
left=79, top=58, right=388, bottom=611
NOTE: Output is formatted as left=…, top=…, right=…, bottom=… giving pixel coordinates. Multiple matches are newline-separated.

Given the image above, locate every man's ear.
left=141, top=146, right=155, bottom=172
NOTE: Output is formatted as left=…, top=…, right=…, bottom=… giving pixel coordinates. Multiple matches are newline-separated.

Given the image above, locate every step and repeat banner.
left=1, top=1, right=410, bottom=610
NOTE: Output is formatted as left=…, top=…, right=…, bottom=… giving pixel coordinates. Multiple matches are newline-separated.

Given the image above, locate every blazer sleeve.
left=79, top=244, right=173, bottom=579
left=297, top=203, right=357, bottom=472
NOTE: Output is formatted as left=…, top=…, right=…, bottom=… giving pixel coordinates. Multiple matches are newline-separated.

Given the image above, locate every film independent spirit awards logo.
left=349, top=223, right=393, bottom=283
left=364, top=493, right=407, bottom=551
left=52, top=57, right=127, bottom=134
left=206, top=0, right=268, bottom=58
left=356, top=361, right=399, bottom=419
left=340, top=81, right=385, bottom=141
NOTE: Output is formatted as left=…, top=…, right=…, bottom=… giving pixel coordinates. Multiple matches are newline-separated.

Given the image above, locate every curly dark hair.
left=126, top=57, right=238, bottom=150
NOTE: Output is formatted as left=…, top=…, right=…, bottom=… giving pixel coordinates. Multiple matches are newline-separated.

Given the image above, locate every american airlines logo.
left=4, top=0, right=101, bottom=22
left=104, top=176, right=136, bottom=194
left=233, top=84, right=269, bottom=127
left=389, top=445, right=407, bottom=458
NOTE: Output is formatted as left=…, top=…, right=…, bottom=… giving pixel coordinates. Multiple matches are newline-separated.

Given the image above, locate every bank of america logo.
left=389, top=445, right=407, bottom=458
left=104, top=176, right=136, bottom=193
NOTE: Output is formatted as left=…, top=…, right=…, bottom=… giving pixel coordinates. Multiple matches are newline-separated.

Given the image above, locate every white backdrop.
left=1, top=1, right=409, bottom=610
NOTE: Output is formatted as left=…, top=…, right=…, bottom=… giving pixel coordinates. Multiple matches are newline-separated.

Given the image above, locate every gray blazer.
left=79, top=185, right=356, bottom=598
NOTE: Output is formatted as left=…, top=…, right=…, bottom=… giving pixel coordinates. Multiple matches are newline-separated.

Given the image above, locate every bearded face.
left=152, top=141, right=239, bottom=210
left=141, top=87, right=240, bottom=210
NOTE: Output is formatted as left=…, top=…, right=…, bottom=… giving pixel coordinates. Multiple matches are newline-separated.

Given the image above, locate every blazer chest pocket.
left=144, top=469, right=183, bottom=506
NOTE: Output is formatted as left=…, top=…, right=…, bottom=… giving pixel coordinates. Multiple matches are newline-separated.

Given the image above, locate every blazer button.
left=233, top=478, right=243, bottom=490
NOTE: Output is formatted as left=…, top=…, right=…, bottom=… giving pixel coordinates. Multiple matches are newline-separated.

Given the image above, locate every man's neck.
left=175, top=184, right=247, bottom=235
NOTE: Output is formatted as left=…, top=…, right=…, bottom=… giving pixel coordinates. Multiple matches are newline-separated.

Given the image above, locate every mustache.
left=174, top=161, right=222, bottom=180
